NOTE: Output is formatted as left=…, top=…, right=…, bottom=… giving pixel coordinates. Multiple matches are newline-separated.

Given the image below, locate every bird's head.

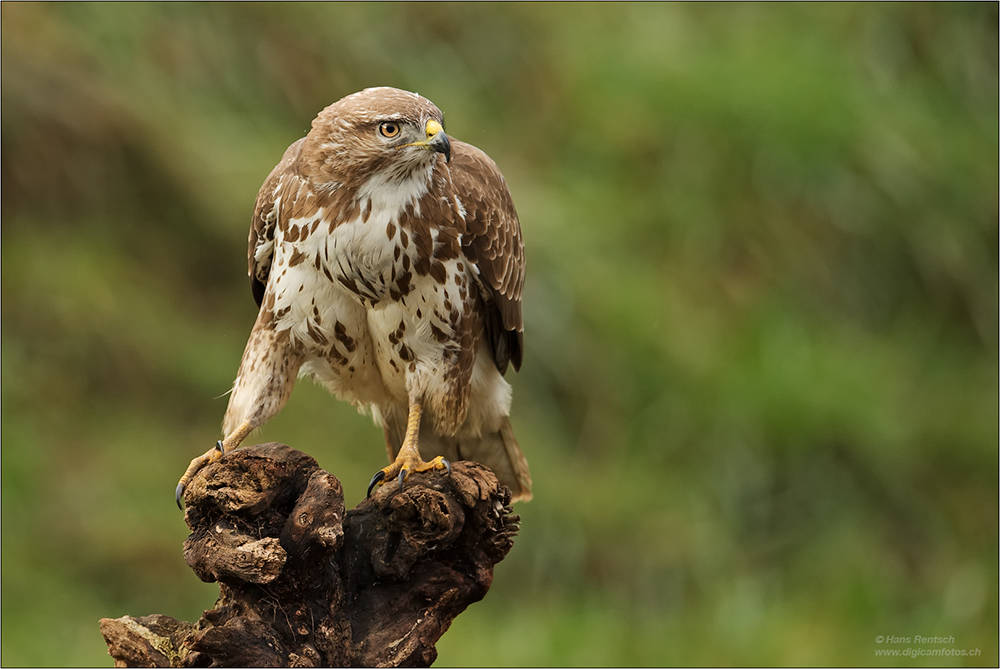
left=303, top=87, right=451, bottom=188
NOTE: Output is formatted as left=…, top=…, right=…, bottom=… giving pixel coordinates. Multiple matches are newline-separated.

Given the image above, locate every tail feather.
left=383, top=415, right=532, bottom=502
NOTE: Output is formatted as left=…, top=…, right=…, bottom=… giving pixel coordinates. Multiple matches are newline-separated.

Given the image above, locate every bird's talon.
left=215, top=440, right=225, bottom=454
left=397, top=468, right=407, bottom=490
left=175, top=483, right=186, bottom=510
left=367, top=470, right=386, bottom=498
left=442, top=458, right=451, bottom=476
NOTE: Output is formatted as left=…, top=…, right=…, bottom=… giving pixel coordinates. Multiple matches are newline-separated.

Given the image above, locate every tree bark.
left=100, top=442, right=519, bottom=667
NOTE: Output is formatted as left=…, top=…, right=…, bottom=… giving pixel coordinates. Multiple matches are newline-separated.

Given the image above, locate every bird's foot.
left=176, top=441, right=225, bottom=509
left=367, top=453, right=451, bottom=498
left=176, top=420, right=253, bottom=509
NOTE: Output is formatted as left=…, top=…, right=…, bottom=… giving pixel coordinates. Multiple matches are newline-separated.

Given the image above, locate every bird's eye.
left=378, top=122, right=400, bottom=138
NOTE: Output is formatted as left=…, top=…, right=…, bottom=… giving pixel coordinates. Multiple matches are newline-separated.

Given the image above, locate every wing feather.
left=248, top=138, right=307, bottom=307
left=448, top=140, right=525, bottom=373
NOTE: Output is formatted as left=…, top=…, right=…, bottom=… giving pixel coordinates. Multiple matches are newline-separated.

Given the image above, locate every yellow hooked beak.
left=406, top=119, right=451, bottom=163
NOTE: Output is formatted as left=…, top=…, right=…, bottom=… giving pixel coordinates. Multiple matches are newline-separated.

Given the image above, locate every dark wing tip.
left=485, top=308, right=523, bottom=376
left=251, top=274, right=266, bottom=308
left=510, top=329, right=523, bottom=372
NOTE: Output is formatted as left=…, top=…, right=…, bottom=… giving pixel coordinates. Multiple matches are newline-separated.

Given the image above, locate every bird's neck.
left=355, top=160, right=440, bottom=220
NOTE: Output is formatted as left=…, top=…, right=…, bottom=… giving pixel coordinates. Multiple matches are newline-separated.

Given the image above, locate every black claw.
left=442, top=458, right=452, bottom=476
left=215, top=440, right=225, bottom=454
left=175, top=482, right=186, bottom=510
left=367, top=470, right=386, bottom=498
left=397, top=468, right=407, bottom=491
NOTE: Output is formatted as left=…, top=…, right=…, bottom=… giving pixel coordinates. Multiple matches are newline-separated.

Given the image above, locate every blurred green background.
left=2, top=2, right=997, bottom=666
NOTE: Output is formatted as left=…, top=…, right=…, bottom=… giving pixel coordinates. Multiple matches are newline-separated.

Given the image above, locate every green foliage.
left=2, top=3, right=996, bottom=666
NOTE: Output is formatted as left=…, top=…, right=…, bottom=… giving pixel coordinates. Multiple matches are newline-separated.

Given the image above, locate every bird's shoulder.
left=248, top=137, right=356, bottom=306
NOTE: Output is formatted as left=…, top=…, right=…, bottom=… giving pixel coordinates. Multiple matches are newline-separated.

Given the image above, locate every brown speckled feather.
left=247, top=133, right=525, bottom=376
left=248, top=138, right=306, bottom=307
left=447, top=140, right=525, bottom=373
left=216, top=87, right=531, bottom=501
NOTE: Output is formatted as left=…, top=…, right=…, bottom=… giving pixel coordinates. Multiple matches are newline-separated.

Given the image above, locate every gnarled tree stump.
left=100, top=442, right=519, bottom=667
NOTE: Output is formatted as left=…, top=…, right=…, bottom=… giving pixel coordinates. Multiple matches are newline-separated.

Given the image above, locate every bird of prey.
left=176, top=87, right=531, bottom=506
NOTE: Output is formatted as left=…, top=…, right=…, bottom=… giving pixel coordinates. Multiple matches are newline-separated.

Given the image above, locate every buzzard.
left=176, top=87, right=531, bottom=506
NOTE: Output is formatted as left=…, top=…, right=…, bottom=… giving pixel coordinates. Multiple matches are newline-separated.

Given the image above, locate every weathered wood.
left=100, top=442, right=519, bottom=667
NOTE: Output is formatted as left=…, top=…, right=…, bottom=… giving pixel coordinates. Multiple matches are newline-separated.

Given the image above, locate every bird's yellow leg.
left=367, top=403, right=450, bottom=497
left=175, top=420, right=254, bottom=508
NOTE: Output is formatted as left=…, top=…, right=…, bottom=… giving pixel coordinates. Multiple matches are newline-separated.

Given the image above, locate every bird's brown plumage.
left=178, top=87, right=531, bottom=503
